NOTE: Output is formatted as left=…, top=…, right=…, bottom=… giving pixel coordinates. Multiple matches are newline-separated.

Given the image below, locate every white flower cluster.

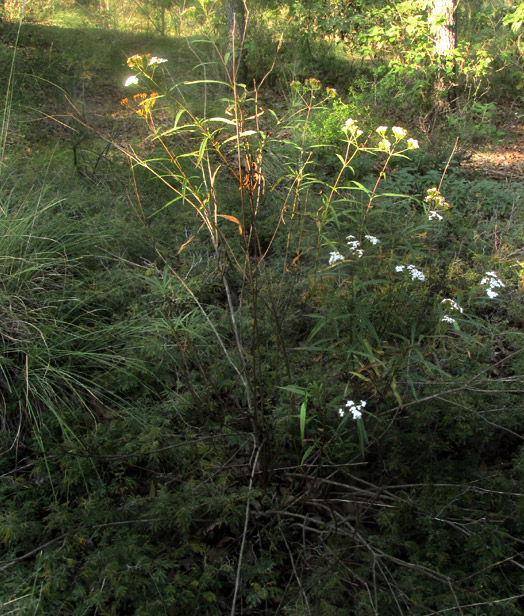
left=342, top=122, right=418, bottom=149
left=375, top=125, right=418, bottom=150
left=124, top=55, right=168, bottom=86
left=441, top=298, right=463, bottom=313
left=428, top=210, right=443, bottom=221
left=441, top=298, right=463, bottom=324
left=329, top=251, right=345, bottom=266
left=481, top=271, right=505, bottom=298
left=338, top=399, right=366, bottom=420
left=343, top=118, right=363, bottom=138
left=346, top=235, right=363, bottom=258
left=148, top=56, right=168, bottom=65
left=392, top=126, right=407, bottom=139
left=378, top=138, right=391, bottom=152
left=328, top=235, right=381, bottom=265
left=395, top=264, right=425, bottom=281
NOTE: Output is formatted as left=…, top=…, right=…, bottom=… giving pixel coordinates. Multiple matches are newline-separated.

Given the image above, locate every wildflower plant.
left=425, top=186, right=450, bottom=221
left=111, top=28, right=520, bottom=615
left=338, top=400, right=369, bottom=455
left=117, top=45, right=512, bottom=474
left=314, top=119, right=420, bottom=279
left=481, top=271, right=505, bottom=298
left=395, top=264, right=426, bottom=281
left=440, top=298, right=464, bottom=328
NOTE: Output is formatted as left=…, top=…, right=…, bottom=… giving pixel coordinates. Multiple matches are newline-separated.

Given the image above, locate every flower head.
left=481, top=272, right=505, bottom=288
left=305, top=77, right=322, bottom=91
left=396, top=264, right=425, bottom=281
left=407, top=138, right=419, bottom=149
left=392, top=126, right=407, bottom=140
left=364, top=234, right=380, bottom=245
left=346, top=235, right=363, bottom=258
left=480, top=271, right=505, bottom=298
left=345, top=399, right=366, bottom=420
left=148, top=56, right=168, bottom=65
left=378, top=138, right=391, bottom=152
left=343, top=118, right=357, bottom=132
left=441, top=298, right=463, bottom=313
left=343, top=118, right=362, bottom=137
left=329, top=251, right=345, bottom=266
left=428, top=210, right=443, bottom=221
left=425, top=187, right=450, bottom=210
left=126, top=54, right=143, bottom=69
left=376, top=126, right=388, bottom=135
left=407, top=265, right=425, bottom=281
left=124, top=75, right=139, bottom=87
left=441, top=315, right=456, bottom=324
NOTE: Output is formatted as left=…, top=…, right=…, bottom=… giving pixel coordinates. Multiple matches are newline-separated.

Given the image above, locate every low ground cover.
left=2, top=4, right=524, bottom=614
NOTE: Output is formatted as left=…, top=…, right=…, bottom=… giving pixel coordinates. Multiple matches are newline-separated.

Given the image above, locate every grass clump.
left=0, top=184, right=153, bottom=447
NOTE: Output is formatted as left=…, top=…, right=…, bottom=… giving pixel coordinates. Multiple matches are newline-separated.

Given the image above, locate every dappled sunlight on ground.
left=461, top=123, right=524, bottom=181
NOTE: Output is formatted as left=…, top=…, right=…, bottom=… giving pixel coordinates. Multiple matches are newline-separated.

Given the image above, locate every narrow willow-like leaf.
left=357, top=419, right=369, bottom=456
left=301, top=443, right=315, bottom=465
left=217, top=214, right=243, bottom=236
left=300, top=393, right=308, bottom=447
left=390, top=378, right=403, bottom=408
left=221, top=130, right=258, bottom=145
left=278, top=384, right=307, bottom=396
left=207, top=117, right=237, bottom=126
left=196, top=136, right=209, bottom=166
left=340, top=181, right=371, bottom=194
left=176, top=79, right=231, bottom=88
left=160, top=125, right=198, bottom=138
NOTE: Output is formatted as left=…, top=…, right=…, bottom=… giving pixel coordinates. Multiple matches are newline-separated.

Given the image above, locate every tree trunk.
left=433, top=0, right=456, bottom=57
left=432, top=0, right=457, bottom=111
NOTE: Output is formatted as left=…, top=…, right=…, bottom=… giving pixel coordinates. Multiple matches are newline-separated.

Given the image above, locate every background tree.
left=432, top=0, right=458, bottom=108
left=433, top=0, right=457, bottom=55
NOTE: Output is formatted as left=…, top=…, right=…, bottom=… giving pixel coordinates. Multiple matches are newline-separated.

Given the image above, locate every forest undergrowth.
left=2, top=2, right=524, bottom=615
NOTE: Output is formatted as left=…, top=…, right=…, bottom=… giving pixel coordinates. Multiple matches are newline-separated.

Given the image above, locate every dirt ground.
left=461, top=114, right=524, bottom=182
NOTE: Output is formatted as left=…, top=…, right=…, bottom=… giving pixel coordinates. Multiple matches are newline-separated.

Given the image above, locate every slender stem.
left=230, top=439, right=261, bottom=616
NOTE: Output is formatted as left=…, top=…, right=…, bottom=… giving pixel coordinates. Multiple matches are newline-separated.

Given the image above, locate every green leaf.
left=301, top=443, right=316, bottom=465
left=278, top=385, right=307, bottom=396
left=196, top=136, right=209, bottom=165
left=300, top=393, right=308, bottom=447
left=207, top=117, right=238, bottom=125
left=222, top=130, right=259, bottom=145
left=357, top=418, right=369, bottom=456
